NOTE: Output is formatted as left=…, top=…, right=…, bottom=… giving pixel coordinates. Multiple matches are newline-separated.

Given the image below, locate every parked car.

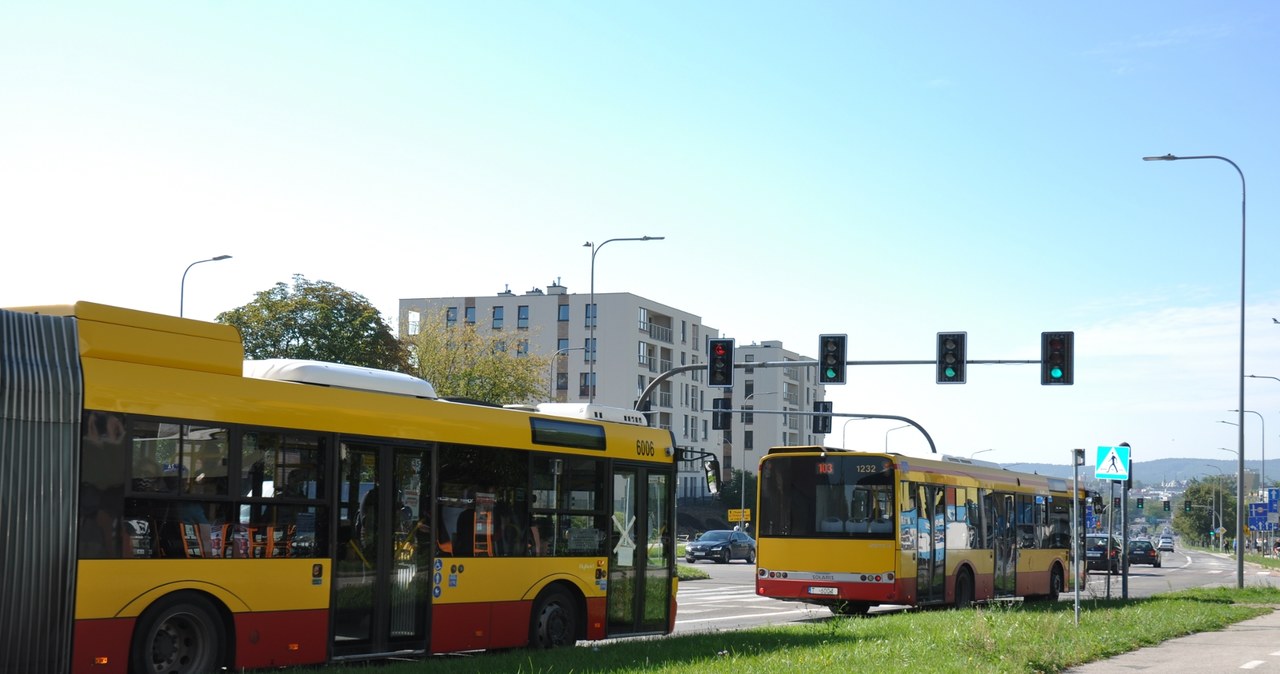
left=1085, top=533, right=1121, bottom=573
left=1127, top=539, right=1162, bottom=567
left=1157, top=536, right=1175, bottom=552
left=685, top=529, right=756, bottom=564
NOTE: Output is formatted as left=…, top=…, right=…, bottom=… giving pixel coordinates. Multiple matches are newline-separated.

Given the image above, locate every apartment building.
left=399, top=281, right=733, bottom=500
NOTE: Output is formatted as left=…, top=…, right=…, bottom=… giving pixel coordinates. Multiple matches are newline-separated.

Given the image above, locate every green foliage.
left=217, top=276, right=407, bottom=371
left=404, top=308, right=551, bottom=405
left=1173, top=477, right=1236, bottom=543
left=718, top=469, right=758, bottom=517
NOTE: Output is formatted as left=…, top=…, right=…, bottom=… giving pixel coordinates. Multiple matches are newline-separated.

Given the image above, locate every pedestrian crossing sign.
left=1095, top=445, right=1130, bottom=481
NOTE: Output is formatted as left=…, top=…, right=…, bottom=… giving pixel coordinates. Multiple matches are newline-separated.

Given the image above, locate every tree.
left=217, top=275, right=407, bottom=371
left=1174, top=477, right=1236, bottom=546
left=405, top=308, right=551, bottom=405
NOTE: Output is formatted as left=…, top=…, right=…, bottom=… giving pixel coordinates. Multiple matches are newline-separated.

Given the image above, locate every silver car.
left=1157, top=536, right=1174, bottom=552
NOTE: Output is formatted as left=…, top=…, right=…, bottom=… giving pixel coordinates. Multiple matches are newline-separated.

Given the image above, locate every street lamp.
left=1144, top=152, right=1246, bottom=587
left=884, top=424, right=910, bottom=452
left=841, top=416, right=871, bottom=449
left=548, top=347, right=586, bottom=400
left=970, top=448, right=995, bottom=459
left=1206, top=464, right=1224, bottom=536
left=179, top=255, right=232, bottom=317
left=581, top=239, right=660, bottom=401
left=1230, top=409, right=1265, bottom=494
left=740, top=390, right=780, bottom=527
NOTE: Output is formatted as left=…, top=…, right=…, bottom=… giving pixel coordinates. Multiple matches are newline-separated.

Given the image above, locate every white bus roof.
left=243, top=359, right=438, bottom=399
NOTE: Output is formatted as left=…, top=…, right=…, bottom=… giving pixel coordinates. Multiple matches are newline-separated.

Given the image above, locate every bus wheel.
left=529, top=589, right=577, bottom=649
left=830, top=601, right=870, bottom=616
left=130, top=592, right=225, bottom=674
left=953, top=569, right=975, bottom=609
left=1048, top=566, right=1065, bottom=597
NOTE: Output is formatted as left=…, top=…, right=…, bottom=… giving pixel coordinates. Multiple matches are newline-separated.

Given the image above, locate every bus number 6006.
left=636, top=440, right=655, bottom=456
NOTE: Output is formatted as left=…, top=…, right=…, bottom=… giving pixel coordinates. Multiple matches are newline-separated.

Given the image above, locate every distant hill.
left=999, top=457, right=1280, bottom=489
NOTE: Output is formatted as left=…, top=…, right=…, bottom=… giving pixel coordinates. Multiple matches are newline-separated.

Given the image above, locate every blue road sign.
left=1095, top=445, right=1130, bottom=481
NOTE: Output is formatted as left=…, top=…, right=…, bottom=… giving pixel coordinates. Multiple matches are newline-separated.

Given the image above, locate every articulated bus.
left=0, top=302, right=678, bottom=674
left=754, top=447, right=1088, bottom=615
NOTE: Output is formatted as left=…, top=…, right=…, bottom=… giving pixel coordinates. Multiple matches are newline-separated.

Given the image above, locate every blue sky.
left=4, top=3, right=1280, bottom=469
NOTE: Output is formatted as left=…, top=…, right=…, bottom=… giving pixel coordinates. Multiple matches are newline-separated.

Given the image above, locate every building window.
left=557, top=338, right=570, bottom=354
left=745, top=431, right=754, bottom=451
left=492, top=306, right=504, bottom=329
left=681, top=320, right=687, bottom=344
left=558, top=304, right=570, bottom=322
left=407, top=310, right=420, bottom=336
left=585, top=338, right=596, bottom=362
left=517, top=340, right=529, bottom=356
left=446, top=307, right=458, bottom=328
left=464, top=307, right=476, bottom=325
left=517, top=305, right=529, bottom=330
left=579, top=372, right=596, bottom=398
left=745, top=354, right=755, bottom=374
left=585, top=304, right=597, bottom=329
left=556, top=372, right=568, bottom=391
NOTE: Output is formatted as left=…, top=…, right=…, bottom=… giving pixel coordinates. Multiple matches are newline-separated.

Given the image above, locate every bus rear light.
left=93, top=657, right=109, bottom=666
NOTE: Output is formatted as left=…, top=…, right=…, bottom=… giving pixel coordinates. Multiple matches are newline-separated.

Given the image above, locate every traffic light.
left=812, top=400, right=833, bottom=434
left=1113, top=496, right=1121, bottom=508
left=708, top=338, right=734, bottom=388
left=711, top=398, right=731, bottom=430
left=1136, top=497, right=1144, bottom=510
left=1163, top=500, right=1170, bottom=512
left=818, top=334, right=847, bottom=384
left=1040, top=331, right=1075, bottom=385
left=1184, top=500, right=1192, bottom=513
left=935, top=332, right=967, bottom=384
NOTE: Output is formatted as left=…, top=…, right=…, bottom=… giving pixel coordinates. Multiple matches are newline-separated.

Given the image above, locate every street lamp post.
left=548, top=347, right=586, bottom=400
left=179, top=255, right=232, bottom=317
left=1207, top=464, right=1224, bottom=544
left=740, top=391, right=780, bottom=528
left=586, top=237, right=665, bottom=401
left=1230, top=409, right=1265, bottom=495
left=1145, top=153, right=1246, bottom=587
left=970, top=448, right=994, bottom=460
left=884, top=424, right=910, bottom=452
left=841, top=416, right=871, bottom=449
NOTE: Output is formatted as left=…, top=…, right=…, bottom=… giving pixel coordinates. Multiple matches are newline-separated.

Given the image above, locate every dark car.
left=685, top=529, right=756, bottom=564
left=1127, top=539, right=1162, bottom=567
left=1085, top=533, right=1121, bottom=573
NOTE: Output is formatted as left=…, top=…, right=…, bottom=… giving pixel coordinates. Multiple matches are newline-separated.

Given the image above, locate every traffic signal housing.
left=1163, top=500, right=1170, bottom=512
left=936, top=332, right=967, bottom=384
left=708, top=338, right=734, bottom=388
left=818, top=334, right=847, bottom=384
left=1040, top=331, right=1074, bottom=385
left=1183, top=500, right=1192, bottom=513
left=711, top=397, right=731, bottom=430
left=812, top=400, right=833, bottom=434
left=1136, top=497, right=1144, bottom=510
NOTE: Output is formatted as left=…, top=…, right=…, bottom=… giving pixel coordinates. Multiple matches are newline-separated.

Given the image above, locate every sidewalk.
left=1064, top=606, right=1280, bottom=673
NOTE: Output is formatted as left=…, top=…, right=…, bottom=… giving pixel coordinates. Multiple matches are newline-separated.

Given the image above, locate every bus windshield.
left=758, top=454, right=895, bottom=538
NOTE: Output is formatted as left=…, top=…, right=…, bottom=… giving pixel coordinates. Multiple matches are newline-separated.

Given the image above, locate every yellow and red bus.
left=0, top=302, right=679, bottom=674
left=754, top=447, right=1087, bottom=615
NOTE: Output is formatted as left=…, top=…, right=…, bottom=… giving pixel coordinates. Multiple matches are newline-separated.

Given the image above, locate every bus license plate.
left=808, top=586, right=838, bottom=596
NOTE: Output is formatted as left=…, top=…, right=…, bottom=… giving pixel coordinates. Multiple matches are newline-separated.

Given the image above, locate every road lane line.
left=1239, top=660, right=1265, bottom=669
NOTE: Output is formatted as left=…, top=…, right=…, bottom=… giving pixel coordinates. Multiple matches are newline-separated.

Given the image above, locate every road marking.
left=676, top=608, right=815, bottom=625
left=1239, top=660, right=1265, bottom=669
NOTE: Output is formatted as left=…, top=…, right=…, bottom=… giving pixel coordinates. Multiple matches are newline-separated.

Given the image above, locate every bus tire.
left=129, top=591, right=226, bottom=674
left=529, top=588, right=578, bottom=649
left=953, top=568, right=974, bottom=609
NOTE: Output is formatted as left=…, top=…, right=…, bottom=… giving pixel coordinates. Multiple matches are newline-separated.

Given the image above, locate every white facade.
left=399, top=282, right=731, bottom=502
left=717, top=341, right=829, bottom=480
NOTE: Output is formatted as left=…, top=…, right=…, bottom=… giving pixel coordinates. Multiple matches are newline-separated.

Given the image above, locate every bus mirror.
left=704, top=459, right=722, bottom=495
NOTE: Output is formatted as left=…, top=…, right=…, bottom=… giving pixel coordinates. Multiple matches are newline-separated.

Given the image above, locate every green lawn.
left=315, top=586, right=1280, bottom=674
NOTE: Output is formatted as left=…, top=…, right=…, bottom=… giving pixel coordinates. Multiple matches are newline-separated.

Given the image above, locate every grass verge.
left=317, top=586, right=1279, bottom=674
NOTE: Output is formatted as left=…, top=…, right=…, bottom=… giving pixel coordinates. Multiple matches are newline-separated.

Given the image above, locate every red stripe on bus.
left=234, top=609, right=329, bottom=669
left=72, top=617, right=134, bottom=674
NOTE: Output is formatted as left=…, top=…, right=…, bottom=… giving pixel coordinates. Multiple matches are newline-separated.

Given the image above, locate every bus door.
left=913, top=484, right=946, bottom=603
left=332, top=441, right=434, bottom=658
left=993, top=493, right=1017, bottom=596
left=606, top=463, right=673, bottom=637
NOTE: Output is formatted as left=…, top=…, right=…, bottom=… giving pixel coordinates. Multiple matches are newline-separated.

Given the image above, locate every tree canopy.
left=217, top=275, right=407, bottom=371
left=404, top=308, right=551, bottom=405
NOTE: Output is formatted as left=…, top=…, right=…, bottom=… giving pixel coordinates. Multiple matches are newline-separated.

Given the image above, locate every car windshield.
left=699, top=531, right=731, bottom=542
left=1132, top=541, right=1153, bottom=550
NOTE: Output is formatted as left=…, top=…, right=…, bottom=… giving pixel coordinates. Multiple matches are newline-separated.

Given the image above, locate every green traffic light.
left=1050, top=366, right=1063, bottom=379
left=825, top=367, right=837, bottom=379
left=944, top=366, right=956, bottom=378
